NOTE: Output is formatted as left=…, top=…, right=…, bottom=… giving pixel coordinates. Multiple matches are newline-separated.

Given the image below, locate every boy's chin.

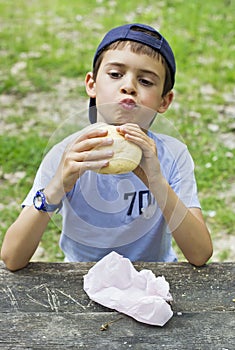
left=97, top=117, right=155, bottom=130
left=96, top=104, right=157, bottom=128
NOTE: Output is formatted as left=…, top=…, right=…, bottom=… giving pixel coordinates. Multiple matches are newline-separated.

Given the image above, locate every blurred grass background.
left=0, top=0, right=235, bottom=262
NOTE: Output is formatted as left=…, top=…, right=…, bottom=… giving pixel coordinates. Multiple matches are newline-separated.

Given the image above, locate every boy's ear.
left=157, top=90, right=174, bottom=113
left=85, top=72, right=96, bottom=98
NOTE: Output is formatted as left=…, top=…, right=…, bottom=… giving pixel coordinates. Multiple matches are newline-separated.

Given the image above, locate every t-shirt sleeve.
left=168, top=146, right=201, bottom=209
left=21, top=145, right=61, bottom=207
left=154, top=133, right=201, bottom=210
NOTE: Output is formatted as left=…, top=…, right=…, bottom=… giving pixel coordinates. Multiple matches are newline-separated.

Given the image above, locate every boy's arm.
left=1, top=126, right=115, bottom=271
left=119, top=124, right=213, bottom=266
left=151, top=175, right=213, bottom=266
left=134, top=163, right=212, bottom=266
left=1, top=205, right=52, bottom=271
left=1, top=166, right=66, bottom=272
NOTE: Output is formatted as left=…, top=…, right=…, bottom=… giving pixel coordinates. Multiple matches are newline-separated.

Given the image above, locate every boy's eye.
left=108, top=71, right=122, bottom=79
left=139, top=78, right=153, bottom=86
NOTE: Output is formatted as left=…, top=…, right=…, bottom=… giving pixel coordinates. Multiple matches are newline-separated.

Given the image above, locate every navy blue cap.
left=89, top=23, right=176, bottom=123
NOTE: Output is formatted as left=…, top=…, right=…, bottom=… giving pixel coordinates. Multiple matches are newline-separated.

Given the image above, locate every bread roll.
left=96, top=125, right=142, bottom=174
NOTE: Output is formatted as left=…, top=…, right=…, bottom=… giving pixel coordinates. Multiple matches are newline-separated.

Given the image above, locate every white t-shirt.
left=22, top=128, right=200, bottom=262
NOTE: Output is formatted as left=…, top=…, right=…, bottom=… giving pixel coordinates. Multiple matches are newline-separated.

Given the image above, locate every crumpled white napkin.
left=83, top=251, right=173, bottom=326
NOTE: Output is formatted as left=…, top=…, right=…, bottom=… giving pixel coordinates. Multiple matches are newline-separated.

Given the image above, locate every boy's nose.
left=120, top=77, right=137, bottom=96
left=120, top=86, right=136, bottom=95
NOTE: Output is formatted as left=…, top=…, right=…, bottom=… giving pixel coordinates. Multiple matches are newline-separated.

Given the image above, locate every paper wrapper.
left=83, top=251, right=173, bottom=326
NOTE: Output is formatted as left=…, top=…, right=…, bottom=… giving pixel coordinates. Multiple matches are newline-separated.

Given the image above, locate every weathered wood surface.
left=0, top=261, right=234, bottom=349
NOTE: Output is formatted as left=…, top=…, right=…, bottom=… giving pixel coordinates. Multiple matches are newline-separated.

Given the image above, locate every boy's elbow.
left=189, top=247, right=213, bottom=267
left=2, top=259, right=28, bottom=272
left=1, top=249, right=28, bottom=272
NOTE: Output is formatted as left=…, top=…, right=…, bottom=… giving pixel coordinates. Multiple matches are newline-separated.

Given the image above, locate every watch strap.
left=33, top=189, right=62, bottom=212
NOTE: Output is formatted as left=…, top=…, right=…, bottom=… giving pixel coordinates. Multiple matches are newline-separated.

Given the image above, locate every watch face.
left=34, top=196, right=43, bottom=209
left=33, top=191, right=45, bottom=210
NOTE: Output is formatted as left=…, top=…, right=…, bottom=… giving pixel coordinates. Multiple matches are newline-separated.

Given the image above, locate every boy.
left=1, top=23, right=213, bottom=271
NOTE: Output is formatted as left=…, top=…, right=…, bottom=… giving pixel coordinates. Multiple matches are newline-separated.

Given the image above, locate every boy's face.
left=86, top=44, right=173, bottom=129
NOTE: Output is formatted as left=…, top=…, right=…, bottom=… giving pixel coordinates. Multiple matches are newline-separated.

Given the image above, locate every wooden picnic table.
left=0, top=261, right=234, bottom=349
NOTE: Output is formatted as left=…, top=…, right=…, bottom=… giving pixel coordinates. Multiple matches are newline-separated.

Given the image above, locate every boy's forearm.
left=170, top=207, right=213, bottom=266
left=149, top=176, right=213, bottom=266
left=1, top=206, right=52, bottom=271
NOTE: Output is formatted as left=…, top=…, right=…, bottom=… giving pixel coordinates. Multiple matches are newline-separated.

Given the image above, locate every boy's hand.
left=46, top=126, right=114, bottom=202
left=116, top=123, right=162, bottom=188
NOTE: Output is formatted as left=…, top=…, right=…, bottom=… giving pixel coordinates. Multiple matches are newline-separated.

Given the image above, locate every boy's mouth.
left=119, top=98, right=137, bottom=111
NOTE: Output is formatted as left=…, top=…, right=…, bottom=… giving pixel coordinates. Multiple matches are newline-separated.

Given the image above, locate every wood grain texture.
left=0, top=261, right=234, bottom=349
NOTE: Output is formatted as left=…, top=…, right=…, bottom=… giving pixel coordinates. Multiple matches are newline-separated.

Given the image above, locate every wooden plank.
left=0, top=262, right=234, bottom=349
left=0, top=311, right=234, bottom=349
left=0, top=262, right=234, bottom=313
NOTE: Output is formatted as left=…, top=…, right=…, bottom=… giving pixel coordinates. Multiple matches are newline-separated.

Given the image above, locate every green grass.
left=0, top=0, right=234, bottom=262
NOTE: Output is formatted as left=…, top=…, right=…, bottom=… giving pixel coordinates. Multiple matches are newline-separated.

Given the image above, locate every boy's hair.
left=93, top=41, right=172, bottom=96
left=89, top=23, right=176, bottom=124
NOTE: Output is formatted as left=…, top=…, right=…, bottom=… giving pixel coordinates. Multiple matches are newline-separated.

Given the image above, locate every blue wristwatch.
left=33, top=189, right=62, bottom=212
